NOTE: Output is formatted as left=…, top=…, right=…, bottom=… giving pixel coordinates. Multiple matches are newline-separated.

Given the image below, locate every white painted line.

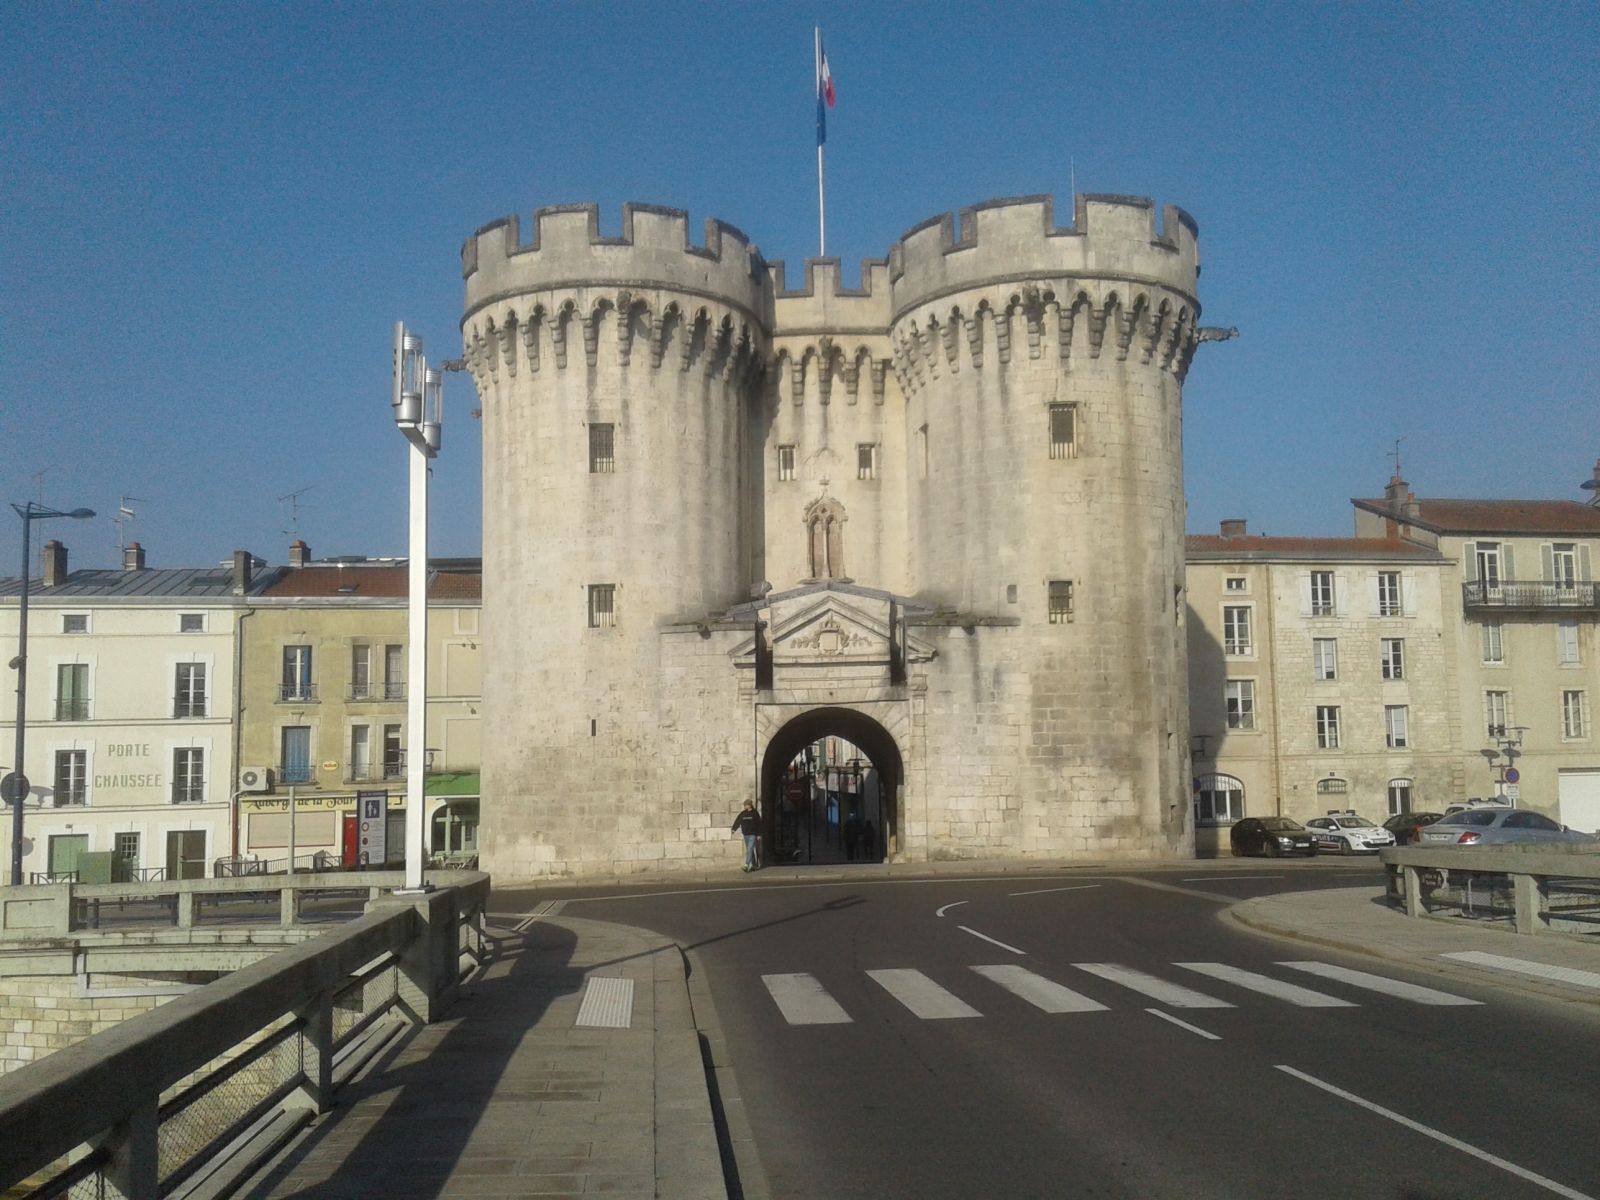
left=1146, top=1008, right=1221, bottom=1041
left=1007, top=884, right=1103, bottom=897
left=762, top=973, right=853, bottom=1025
left=1442, top=951, right=1600, bottom=991
left=1071, top=963, right=1234, bottom=1009
left=972, top=965, right=1107, bottom=1013
left=935, top=900, right=969, bottom=917
left=867, top=969, right=983, bottom=1019
left=1175, top=962, right=1356, bottom=1008
left=957, top=925, right=1026, bottom=955
left=574, top=976, right=633, bottom=1028
left=1277, top=1065, right=1596, bottom=1200
left=1179, top=875, right=1283, bottom=882
left=1280, top=961, right=1482, bottom=1006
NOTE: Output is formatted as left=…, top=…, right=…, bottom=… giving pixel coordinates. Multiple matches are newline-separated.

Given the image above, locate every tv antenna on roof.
left=115, top=495, right=146, bottom=552
left=1387, top=437, right=1405, bottom=479
left=278, top=485, right=315, bottom=540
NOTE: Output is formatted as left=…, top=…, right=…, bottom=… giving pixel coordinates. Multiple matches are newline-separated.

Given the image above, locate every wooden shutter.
left=1541, top=543, right=1555, bottom=583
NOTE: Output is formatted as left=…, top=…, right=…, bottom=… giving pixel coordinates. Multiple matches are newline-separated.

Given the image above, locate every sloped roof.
left=0, top=566, right=284, bottom=600
left=1186, top=535, right=1442, bottom=563
left=1351, top=497, right=1600, bottom=536
left=260, top=564, right=481, bottom=600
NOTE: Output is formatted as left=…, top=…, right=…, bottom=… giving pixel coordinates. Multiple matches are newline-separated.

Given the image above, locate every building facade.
left=461, top=193, right=1209, bottom=878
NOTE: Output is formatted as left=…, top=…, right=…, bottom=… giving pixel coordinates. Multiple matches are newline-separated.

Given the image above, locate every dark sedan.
left=1231, top=817, right=1318, bottom=858
left=1382, top=811, right=1444, bottom=845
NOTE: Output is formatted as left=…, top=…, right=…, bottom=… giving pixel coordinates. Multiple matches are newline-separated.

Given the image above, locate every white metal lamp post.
left=391, top=323, right=443, bottom=892
left=8, top=501, right=96, bottom=886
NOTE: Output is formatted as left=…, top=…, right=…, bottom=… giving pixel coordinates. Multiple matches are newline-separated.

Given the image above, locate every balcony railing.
left=383, top=681, right=406, bottom=701
left=278, top=683, right=318, bottom=703
left=51, top=791, right=87, bottom=808
left=277, top=763, right=314, bottom=785
left=347, top=682, right=405, bottom=701
left=171, top=782, right=206, bottom=804
left=382, top=761, right=405, bottom=780
left=54, top=698, right=90, bottom=721
left=1463, top=579, right=1600, bottom=612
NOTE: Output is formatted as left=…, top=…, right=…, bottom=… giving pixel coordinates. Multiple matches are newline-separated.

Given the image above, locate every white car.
left=1304, top=812, right=1397, bottom=855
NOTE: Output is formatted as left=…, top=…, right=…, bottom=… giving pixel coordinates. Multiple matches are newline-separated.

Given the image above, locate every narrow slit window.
left=1048, top=580, right=1074, bottom=624
left=588, top=584, right=616, bottom=629
left=588, top=423, right=614, bottom=473
left=1049, top=403, right=1077, bottom=459
left=778, top=444, right=796, bottom=482
left=857, top=443, right=877, bottom=480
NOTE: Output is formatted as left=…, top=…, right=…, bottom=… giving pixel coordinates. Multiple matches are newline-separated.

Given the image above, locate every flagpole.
left=815, top=26, right=826, bottom=256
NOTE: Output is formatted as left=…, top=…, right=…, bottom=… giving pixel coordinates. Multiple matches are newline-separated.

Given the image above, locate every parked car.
left=1304, top=812, right=1397, bottom=855
left=1444, top=798, right=1512, bottom=816
left=1230, top=816, right=1318, bottom=858
left=1382, top=811, right=1445, bottom=846
left=1417, top=808, right=1599, bottom=847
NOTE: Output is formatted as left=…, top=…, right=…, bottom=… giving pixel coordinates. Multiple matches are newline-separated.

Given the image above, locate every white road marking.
left=1280, top=961, right=1482, bottom=1006
left=935, top=900, right=969, bottom=917
left=574, top=976, right=633, bottom=1028
left=867, top=969, right=982, bottom=1019
left=512, top=900, right=565, bottom=931
left=1277, top=1065, right=1597, bottom=1200
left=957, top=925, right=1026, bottom=955
left=1179, top=875, right=1282, bottom=882
left=1071, top=963, right=1233, bottom=1009
left=1442, top=952, right=1600, bottom=991
left=1007, top=884, right=1103, bottom=897
left=972, top=965, right=1107, bottom=1012
left=1146, top=1008, right=1221, bottom=1040
left=762, top=973, right=853, bottom=1025
left=1175, top=962, right=1356, bottom=1007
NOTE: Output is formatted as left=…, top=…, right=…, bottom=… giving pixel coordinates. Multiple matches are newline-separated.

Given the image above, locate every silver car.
left=1417, top=808, right=1599, bottom=847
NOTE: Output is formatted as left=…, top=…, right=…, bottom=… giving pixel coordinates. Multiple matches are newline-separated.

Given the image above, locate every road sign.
left=1504, top=767, right=1520, bottom=784
left=357, top=790, right=389, bottom=866
left=1503, top=784, right=1521, bottom=802
left=0, top=773, right=29, bottom=805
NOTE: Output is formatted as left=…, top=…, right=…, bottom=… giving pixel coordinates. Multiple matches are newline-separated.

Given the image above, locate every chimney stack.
left=1219, top=518, right=1248, bottom=538
left=289, top=539, right=311, bottom=568
left=232, top=549, right=254, bottom=596
left=1589, top=458, right=1600, bottom=508
left=42, top=540, right=68, bottom=588
left=122, top=541, right=146, bottom=571
left=1385, top=474, right=1409, bottom=507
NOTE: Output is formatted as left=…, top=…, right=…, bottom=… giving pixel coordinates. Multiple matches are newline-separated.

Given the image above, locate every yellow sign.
left=320, top=760, right=340, bottom=773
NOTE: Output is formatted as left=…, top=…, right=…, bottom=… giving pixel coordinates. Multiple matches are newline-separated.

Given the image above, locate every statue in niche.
left=803, top=496, right=847, bottom=581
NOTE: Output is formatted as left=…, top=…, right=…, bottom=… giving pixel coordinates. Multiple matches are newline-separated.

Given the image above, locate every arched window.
left=803, top=497, right=847, bottom=581
left=1194, top=773, right=1244, bottom=826
left=1387, top=777, right=1414, bottom=816
left=1316, top=777, right=1348, bottom=796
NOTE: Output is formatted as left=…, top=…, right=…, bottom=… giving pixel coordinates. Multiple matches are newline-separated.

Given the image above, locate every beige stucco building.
left=462, top=192, right=1215, bottom=878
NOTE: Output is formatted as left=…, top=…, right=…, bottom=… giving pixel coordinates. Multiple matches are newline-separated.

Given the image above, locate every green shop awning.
left=425, top=772, right=480, bottom=797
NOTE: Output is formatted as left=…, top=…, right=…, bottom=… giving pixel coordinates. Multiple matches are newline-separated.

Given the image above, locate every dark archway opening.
left=760, top=707, right=902, bottom=865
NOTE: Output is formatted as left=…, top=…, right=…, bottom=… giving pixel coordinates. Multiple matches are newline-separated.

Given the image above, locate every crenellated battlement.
left=888, top=194, right=1198, bottom=322
left=463, top=203, right=774, bottom=329
left=769, top=258, right=893, bottom=334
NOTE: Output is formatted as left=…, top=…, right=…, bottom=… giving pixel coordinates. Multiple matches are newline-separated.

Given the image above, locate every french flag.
left=815, top=30, right=835, bottom=147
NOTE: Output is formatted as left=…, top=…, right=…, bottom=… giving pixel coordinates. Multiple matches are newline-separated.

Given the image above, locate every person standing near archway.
left=732, top=800, right=762, bottom=872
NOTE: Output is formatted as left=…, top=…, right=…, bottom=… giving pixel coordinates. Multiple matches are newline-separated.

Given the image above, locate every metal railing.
left=1383, top=844, right=1600, bottom=934
left=277, top=763, right=314, bottom=785
left=276, top=683, right=317, bottom=703
left=53, top=698, right=90, bottom=721
left=1462, top=579, right=1600, bottom=612
left=0, top=874, right=488, bottom=1199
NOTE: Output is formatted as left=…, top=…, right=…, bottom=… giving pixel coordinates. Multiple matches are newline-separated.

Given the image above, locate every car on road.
left=1304, top=812, right=1396, bottom=855
left=1416, top=808, right=1599, bottom=847
left=1382, top=811, right=1444, bottom=846
left=1230, top=816, right=1318, bottom=858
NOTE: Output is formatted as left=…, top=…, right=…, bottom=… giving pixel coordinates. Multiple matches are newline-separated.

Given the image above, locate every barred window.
left=1316, top=777, right=1348, bottom=795
left=589, top=423, right=615, bottom=473
left=588, top=584, right=616, bottom=629
left=857, top=443, right=877, bottom=480
left=1048, top=580, right=1074, bottom=624
left=778, top=444, right=796, bottom=482
left=1049, top=403, right=1077, bottom=459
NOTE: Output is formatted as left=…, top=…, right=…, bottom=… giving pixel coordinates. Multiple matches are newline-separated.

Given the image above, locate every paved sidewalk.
left=1229, top=885, right=1600, bottom=1008
left=244, top=914, right=723, bottom=1200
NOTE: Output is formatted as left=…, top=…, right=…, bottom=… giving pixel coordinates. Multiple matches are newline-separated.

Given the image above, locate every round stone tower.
left=460, top=205, right=772, bottom=877
left=887, top=195, right=1199, bottom=854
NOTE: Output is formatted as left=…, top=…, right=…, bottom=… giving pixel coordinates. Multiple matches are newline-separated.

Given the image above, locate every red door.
left=341, top=814, right=359, bottom=866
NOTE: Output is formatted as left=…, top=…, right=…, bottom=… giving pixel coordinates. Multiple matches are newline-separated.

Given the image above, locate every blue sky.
left=3, top=2, right=1596, bottom=572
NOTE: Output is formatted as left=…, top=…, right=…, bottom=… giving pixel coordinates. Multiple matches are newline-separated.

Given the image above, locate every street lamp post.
left=9, top=502, right=95, bottom=886
left=391, top=324, right=444, bottom=892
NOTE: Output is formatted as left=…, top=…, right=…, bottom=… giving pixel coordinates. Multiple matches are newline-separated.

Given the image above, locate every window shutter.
left=1462, top=544, right=1477, bottom=582
left=1402, top=570, right=1417, bottom=616
left=1298, top=575, right=1313, bottom=616
left=1502, top=543, right=1515, bottom=581
left=1367, top=574, right=1381, bottom=617
left=1335, top=572, right=1350, bottom=618
left=1541, top=543, right=1555, bottom=583
left=1580, top=544, right=1593, bottom=582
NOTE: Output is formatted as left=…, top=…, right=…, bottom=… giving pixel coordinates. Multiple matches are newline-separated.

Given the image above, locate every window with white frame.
left=1481, top=621, right=1504, bottom=664
left=1385, top=704, right=1409, bottom=749
left=1485, top=690, right=1510, bottom=739
left=1563, top=690, right=1590, bottom=740
left=62, top=613, right=88, bottom=634
left=1313, top=638, right=1338, bottom=681
left=173, top=662, right=207, bottom=718
left=172, top=748, right=205, bottom=804
left=1388, top=778, right=1414, bottom=816
left=1225, top=680, right=1256, bottom=730
left=857, top=443, right=878, bottom=480
left=1377, top=571, right=1402, bottom=616
left=1475, top=542, right=1502, bottom=591
left=350, top=724, right=372, bottom=781
left=179, top=613, right=204, bottom=633
left=53, top=749, right=86, bottom=806
left=1551, top=543, right=1578, bottom=590
left=1309, top=571, right=1335, bottom=617
left=1048, top=403, right=1077, bottom=460
left=281, top=645, right=314, bottom=702
left=1558, top=621, right=1580, bottom=665
left=1381, top=638, right=1405, bottom=681
left=1224, top=576, right=1247, bottom=593
left=588, top=423, right=615, bottom=473
left=382, top=724, right=404, bottom=779
left=350, top=645, right=372, bottom=700
left=1316, top=705, right=1341, bottom=749
left=778, top=445, right=796, bottom=482
left=1193, top=773, right=1243, bottom=825
left=1223, top=606, right=1253, bottom=655
left=587, top=584, right=616, bottom=629
left=383, top=644, right=404, bottom=700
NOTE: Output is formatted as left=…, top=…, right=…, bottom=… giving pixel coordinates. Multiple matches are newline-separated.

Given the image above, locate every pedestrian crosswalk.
left=760, top=960, right=1482, bottom=1025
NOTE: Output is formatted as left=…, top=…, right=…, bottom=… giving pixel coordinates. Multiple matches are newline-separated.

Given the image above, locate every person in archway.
left=732, top=800, right=762, bottom=872
left=862, top=819, right=877, bottom=860
left=843, top=810, right=862, bottom=861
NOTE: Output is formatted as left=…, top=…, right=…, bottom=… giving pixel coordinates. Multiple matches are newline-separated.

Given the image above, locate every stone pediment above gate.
left=730, top=594, right=935, bottom=670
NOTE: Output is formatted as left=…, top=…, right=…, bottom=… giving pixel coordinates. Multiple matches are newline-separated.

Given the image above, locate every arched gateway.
left=758, top=706, right=906, bottom=863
